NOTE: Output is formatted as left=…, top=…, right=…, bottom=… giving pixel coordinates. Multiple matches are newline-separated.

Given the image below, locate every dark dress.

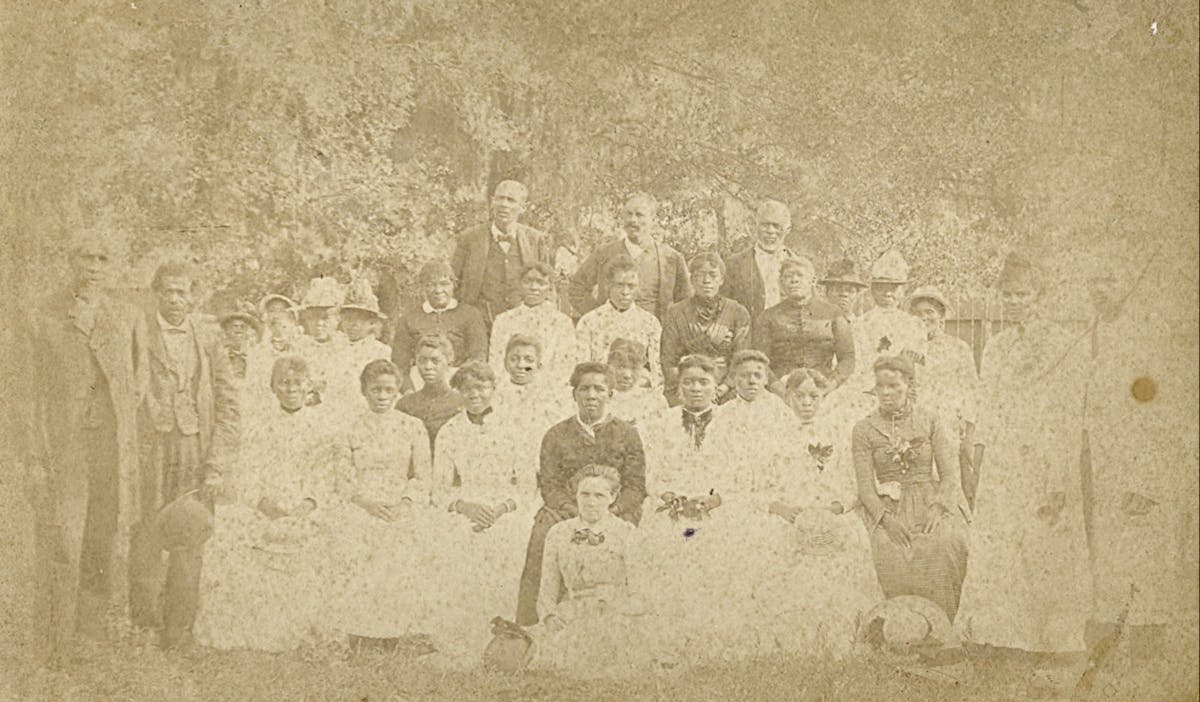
left=751, top=297, right=855, bottom=383
left=851, top=404, right=970, bottom=618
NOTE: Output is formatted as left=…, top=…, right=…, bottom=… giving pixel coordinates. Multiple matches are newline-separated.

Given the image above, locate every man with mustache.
left=19, top=232, right=146, bottom=666
left=722, top=200, right=800, bottom=319
left=451, top=179, right=553, bottom=328
left=132, top=260, right=240, bottom=649
left=568, top=192, right=691, bottom=321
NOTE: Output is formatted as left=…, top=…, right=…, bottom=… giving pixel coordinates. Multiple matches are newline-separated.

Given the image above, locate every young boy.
left=489, top=262, right=579, bottom=386
left=395, top=334, right=465, bottom=455
left=575, top=255, right=662, bottom=388
left=296, top=276, right=350, bottom=406
left=329, top=278, right=393, bottom=414
left=491, top=334, right=571, bottom=433
left=391, top=260, right=488, bottom=395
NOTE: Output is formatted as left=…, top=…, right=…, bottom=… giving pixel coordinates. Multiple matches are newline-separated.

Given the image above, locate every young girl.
left=605, top=339, right=667, bottom=425
left=753, top=368, right=880, bottom=657
left=533, top=465, right=665, bottom=677
left=429, top=361, right=537, bottom=662
left=331, top=359, right=435, bottom=654
left=195, top=357, right=345, bottom=652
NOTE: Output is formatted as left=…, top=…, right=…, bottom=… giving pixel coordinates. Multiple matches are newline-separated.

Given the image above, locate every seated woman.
left=605, top=339, right=667, bottom=426
left=195, top=356, right=345, bottom=652
left=491, top=334, right=572, bottom=436
left=533, top=464, right=666, bottom=677
left=707, top=349, right=795, bottom=493
left=751, top=368, right=881, bottom=657
left=851, top=355, right=970, bottom=621
left=428, top=361, right=538, bottom=662
left=330, top=359, right=435, bottom=654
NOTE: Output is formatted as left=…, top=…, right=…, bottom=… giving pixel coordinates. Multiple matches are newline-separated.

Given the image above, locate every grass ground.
left=2, top=469, right=1196, bottom=701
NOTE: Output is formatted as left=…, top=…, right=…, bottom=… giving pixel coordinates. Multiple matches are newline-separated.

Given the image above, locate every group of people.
left=19, top=180, right=1195, bottom=678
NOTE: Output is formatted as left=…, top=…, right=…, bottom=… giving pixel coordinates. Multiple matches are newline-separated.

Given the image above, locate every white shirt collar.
left=157, top=313, right=190, bottom=334
left=575, top=412, right=610, bottom=437
left=423, top=299, right=459, bottom=314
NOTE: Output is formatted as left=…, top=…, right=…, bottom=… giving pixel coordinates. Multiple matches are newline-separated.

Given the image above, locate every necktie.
left=681, top=409, right=713, bottom=448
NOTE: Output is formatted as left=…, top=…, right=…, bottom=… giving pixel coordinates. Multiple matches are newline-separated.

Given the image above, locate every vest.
left=480, top=237, right=525, bottom=317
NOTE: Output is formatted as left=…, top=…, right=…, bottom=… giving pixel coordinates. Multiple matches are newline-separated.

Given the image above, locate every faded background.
left=1, top=0, right=1197, bottom=699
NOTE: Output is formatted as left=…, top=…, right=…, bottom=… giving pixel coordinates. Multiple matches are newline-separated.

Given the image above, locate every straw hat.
left=218, top=300, right=263, bottom=333
left=820, top=258, right=868, bottom=288
left=906, top=285, right=954, bottom=318
left=857, top=595, right=960, bottom=655
left=340, top=277, right=386, bottom=319
left=870, top=250, right=910, bottom=284
left=300, top=276, right=345, bottom=310
left=258, top=293, right=299, bottom=317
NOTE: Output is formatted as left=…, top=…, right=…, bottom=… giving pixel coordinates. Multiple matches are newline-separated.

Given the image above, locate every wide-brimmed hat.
left=820, top=258, right=868, bottom=288
left=857, top=595, right=960, bottom=655
left=218, top=300, right=263, bottom=333
left=340, top=277, right=386, bottom=319
left=906, top=285, right=953, bottom=318
left=258, top=293, right=299, bottom=317
left=300, top=276, right=345, bottom=310
left=870, top=250, right=910, bottom=284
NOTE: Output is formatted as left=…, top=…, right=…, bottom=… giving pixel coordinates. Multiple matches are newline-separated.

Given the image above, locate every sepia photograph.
left=1, top=1, right=1197, bottom=700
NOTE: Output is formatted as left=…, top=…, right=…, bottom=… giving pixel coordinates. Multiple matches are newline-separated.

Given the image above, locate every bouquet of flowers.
left=655, top=491, right=719, bottom=521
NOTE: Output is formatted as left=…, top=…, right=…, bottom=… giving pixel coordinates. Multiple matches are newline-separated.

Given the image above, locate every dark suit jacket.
left=20, top=289, right=147, bottom=537
left=450, top=221, right=552, bottom=317
left=721, top=247, right=765, bottom=318
left=141, top=313, right=240, bottom=474
left=568, top=237, right=691, bottom=320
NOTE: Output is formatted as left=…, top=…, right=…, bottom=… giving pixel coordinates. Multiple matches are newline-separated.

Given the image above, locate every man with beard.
left=451, top=179, right=553, bottom=328
left=722, top=200, right=800, bottom=319
left=569, top=192, right=691, bottom=321
left=19, top=232, right=146, bottom=666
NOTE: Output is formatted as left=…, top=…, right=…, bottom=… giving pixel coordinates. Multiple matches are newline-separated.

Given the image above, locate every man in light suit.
left=19, top=232, right=146, bottom=667
left=450, top=179, right=553, bottom=327
left=130, top=260, right=239, bottom=649
left=568, top=192, right=691, bottom=321
left=722, top=200, right=799, bottom=319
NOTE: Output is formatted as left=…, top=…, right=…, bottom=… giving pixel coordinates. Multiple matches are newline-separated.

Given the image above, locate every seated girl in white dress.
left=429, top=361, right=540, bottom=663
left=491, top=334, right=572, bottom=437
left=533, top=464, right=667, bottom=677
left=605, top=339, right=667, bottom=426
left=330, top=359, right=436, bottom=655
left=196, top=356, right=345, bottom=652
left=751, top=367, right=881, bottom=657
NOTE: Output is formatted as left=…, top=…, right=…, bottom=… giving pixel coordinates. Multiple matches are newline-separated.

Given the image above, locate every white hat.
left=340, top=277, right=386, bottom=319
left=300, top=276, right=345, bottom=309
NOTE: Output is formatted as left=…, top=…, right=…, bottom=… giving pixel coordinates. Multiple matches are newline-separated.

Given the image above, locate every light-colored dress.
left=1086, top=312, right=1198, bottom=627
left=575, top=302, right=663, bottom=387
left=428, top=410, right=540, bottom=660
left=921, top=332, right=979, bottom=434
left=329, top=408, right=434, bottom=639
left=608, top=385, right=668, bottom=427
left=195, top=404, right=345, bottom=651
left=323, top=336, right=392, bottom=413
left=533, top=515, right=666, bottom=676
left=488, top=301, right=580, bottom=384
left=848, top=306, right=928, bottom=393
left=957, top=319, right=1091, bottom=652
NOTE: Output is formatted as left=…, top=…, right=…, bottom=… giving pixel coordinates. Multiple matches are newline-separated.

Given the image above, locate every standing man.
left=722, top=200, right=799, bottom=319
left=569, top=192, right=691, bottom=321
left=131, top=260, right=240, bottom=649
left=20, top=232, right=146, bottom=666
left=514, top=362, right=646, bottom=626
left=450, top=179, right=553, bottom=327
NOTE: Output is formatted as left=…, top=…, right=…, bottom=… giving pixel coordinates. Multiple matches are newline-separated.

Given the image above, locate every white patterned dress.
left=329, top=408, right=435, bottom=640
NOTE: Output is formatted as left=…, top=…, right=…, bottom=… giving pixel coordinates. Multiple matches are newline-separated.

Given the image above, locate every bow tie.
left=681, top=409, right=713, bottom=448
left=570, top=528, right=606, bottom=546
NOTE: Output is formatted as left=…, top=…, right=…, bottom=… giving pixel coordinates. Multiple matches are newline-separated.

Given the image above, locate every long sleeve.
left=831, top=316, right=856, bottom=385
left=539, top=429, right=577, bottom=518
left=644, top=316, right=663, bottom=388
left=568, top=249, right=602, bottom=319
left=851, top=422, right=886, bottom=528
left=208, top=340, right=242, bottom=473
left=537, top=528, right=566, bottom=622
left=613, top=426, right=647, bottom=521
left=930, top=414, right=967, bottom=517
left=750, top=309, right=772, bottom=355
left=463, top=306, right=489, bottom=362
left=407, top=422, right=434, bottom=504
left=660, top=309, right=684, bottom=387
